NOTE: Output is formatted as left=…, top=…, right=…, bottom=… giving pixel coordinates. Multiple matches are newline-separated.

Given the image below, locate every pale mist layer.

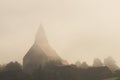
left=23, top=25, right=119, bottom=73
left=1, top=0, right=120, bottom=66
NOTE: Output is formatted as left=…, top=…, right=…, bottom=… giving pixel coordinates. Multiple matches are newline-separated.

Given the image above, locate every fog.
left=0, top=0, right=120, bottom=65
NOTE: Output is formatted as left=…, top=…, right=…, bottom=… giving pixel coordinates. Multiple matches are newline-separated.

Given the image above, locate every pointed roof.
left=35, top=24, right=48, bottom=45
left=23, top=24, right=63, bottom=73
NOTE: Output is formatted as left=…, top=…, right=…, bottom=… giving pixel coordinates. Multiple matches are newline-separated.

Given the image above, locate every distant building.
left=23, top=25, right=62, bottom=73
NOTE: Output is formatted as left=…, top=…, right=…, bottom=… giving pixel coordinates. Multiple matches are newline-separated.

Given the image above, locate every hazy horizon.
left=1, top=0, right=120, bottom=66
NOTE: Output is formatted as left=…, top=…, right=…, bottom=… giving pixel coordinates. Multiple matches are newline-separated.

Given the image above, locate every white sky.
left=0, top=0, right=120, bottom=66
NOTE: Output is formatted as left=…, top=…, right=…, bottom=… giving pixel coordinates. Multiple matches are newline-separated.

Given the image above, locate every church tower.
left=23, top=25, right=62, bottom=73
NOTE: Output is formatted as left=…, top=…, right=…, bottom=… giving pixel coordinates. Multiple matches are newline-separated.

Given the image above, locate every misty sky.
left=1, top=0, right=120, bottom=65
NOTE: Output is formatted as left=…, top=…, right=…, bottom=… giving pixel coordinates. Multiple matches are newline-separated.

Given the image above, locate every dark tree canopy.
left=0, top=61, right=119, bottom=80
left=4, top=61, right=22, bottom=71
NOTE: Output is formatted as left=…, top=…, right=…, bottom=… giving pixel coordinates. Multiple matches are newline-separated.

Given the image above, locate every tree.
left=0, top=61, right=31, bottom=80
left=75, top=61, right=81, bottom=67
left=4, top=61, right=22, bottom=71
left=104, top=56, right=119, bottom=71
left=93, top=58, right=103, bottom=67
left=81, top=62, right=89, bottom=69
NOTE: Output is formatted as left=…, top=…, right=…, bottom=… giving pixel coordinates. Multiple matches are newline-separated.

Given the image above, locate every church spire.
left=35, top=24, right=48, bottom=44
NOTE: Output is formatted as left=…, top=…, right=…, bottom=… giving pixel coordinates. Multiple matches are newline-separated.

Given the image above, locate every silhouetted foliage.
left=4, top=61, right=22, bottom=71
left=29, top=62, right=113, bottom=80
left=1, top=61, right=120, bottom=80
left=104, top=57, right=119, bottom=71
left=80, top=62, right=89, bottom=69
left=93, top=58, right=103, bottom=67
left=75, top=61, right=81, bottom=67
left=0, top=62, right=31, bottom=80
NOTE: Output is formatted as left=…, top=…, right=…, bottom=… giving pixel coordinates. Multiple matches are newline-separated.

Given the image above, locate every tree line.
left=0, top=60, right=120, bottom=80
